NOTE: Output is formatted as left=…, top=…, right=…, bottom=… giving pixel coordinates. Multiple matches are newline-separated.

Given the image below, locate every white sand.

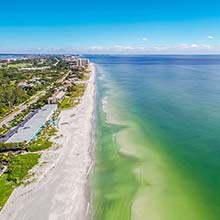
left=0, top=63, right=96, bottom=220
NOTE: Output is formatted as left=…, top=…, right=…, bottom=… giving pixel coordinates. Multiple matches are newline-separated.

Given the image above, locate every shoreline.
left=0, top=63, right=96, bottom=220
left=86, top=63, right=97, bottom=220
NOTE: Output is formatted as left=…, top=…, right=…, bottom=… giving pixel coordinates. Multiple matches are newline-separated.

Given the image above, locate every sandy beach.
left=0, top=63, right=96, bottom=220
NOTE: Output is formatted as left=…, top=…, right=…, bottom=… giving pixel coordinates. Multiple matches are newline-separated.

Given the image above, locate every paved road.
left=53, top=58, right=60, bottom=66
left=56, top=70, right=71, bottom=84
left=0, top=68, right=70, bottom=128
left=0, top=92, right=45, bottom=128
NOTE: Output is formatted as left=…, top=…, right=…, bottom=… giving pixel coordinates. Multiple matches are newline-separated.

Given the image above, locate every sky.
left=1, top=0, right=220, bottom=54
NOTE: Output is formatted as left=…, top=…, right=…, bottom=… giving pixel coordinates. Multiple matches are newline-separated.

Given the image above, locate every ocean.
left=89, top=55, right=220, bottom=220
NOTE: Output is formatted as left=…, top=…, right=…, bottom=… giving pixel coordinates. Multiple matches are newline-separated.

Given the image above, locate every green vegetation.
left=0, top=85, right=28, bottom=116
left=60, top=96, right=71, bottom=109
left=59, top=66, right=90, bottom=110
left=69, top=83, right=86, bottom=98
left=7, top=154, right=40, bottom=184
left=0, top=142, right=26, bottom=153
left=0, top=152, right=15, bottom=170
left=0, top=57, right=69, bottom=117
left=0, top=125, right=9, bottom=136
left=0, top=175, right=15, bottom=210
left=9, top=109, right=29, bottom=127
left=0, top=153, right=40, bottom=210
left=6, top=63, right=32, bottom=69
left=28, top=126, right=57, bottom=152
left=0, top=152, right=15, bottom=164
left=29, top=139, right=52, bottom=152
left=60, top=84, right=86, bottom=109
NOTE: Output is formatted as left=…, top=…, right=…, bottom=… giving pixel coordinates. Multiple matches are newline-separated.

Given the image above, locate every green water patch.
left=114, top=118, right=216, bottom=220
left=93, top=99, right=217, bottom=220
left=92, top=106, right=140, bottom=220
left=128, top=116, right=217, bottom=220
left=130, top=114, right=220, bottom=218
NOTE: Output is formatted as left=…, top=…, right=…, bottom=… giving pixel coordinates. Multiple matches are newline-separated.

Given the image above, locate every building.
left=68, top=59, right=78, bottom=68
left=81, top=58, right=90, bottom=67
left=18, top=81, right=35, bottom=88
left=68, top=58, right=90, bottom=69
left=68, top=77, right=78, bottom=84
left=77, top=58, right=89, bottom=67
left=48, top=91, right=66, bottom=104
left=6, top=104, right=57, bottom=143
left=62, top=80, right=72, bottom=87
left=77, top=59, right=82, bottom=66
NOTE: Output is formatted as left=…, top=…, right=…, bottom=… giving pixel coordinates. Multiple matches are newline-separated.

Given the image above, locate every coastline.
left=0, top=63, right=96, bottom=220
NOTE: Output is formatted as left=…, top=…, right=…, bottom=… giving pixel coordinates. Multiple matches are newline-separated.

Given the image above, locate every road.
left=56, top=70, right=71, bottom=84
left=0, top=92, right=45, bottom=128
left=53, top=57, right=60, bottom=66
left=0, top=69, right=71, bottom=129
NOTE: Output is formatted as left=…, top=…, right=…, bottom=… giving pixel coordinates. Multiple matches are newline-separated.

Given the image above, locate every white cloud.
left=142, top=37, right=148, bottom=41
left=153, top=46, right=169, bottom=50
left=201, top=44, right=211, bottom=49
left=87, top=46, right=103, bottom=51
left=23, top=43, right=215, bottom=54
left=191, top=44, right=199, bottom=48
left=175, top=43, right=212, bottom=50
left=176, top=43, right=189, bottom=49
left=83, top=43, right=217, bottom=54
left=208, top=35, right=214, bottom=39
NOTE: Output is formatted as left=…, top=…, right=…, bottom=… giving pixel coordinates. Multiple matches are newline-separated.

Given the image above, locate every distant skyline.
left=1, top=0, right=220, bottom=54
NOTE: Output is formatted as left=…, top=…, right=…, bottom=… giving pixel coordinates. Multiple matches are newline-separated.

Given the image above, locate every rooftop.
left=6, top=104, right=57, bottom=143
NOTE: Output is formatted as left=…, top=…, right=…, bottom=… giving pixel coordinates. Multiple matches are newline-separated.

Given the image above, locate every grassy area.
left=0, top=175, right=15, bottom=210
left=71, top=83, right=86, bottom=98
left=29, top=138, right=52, bottom=152
left=81, top=71, right=90, bottom=81
left=9, top=113, right=25, bottom=127
left=28, top=126, right=57, bottom=152
left=7, top=63, right=33, bottom=69
left=60, top=96, right=71, bottom=109
left=7, top=154, right=40, bottom=184
left=0, top=153, right=40, bottom=210
left=0, top=126, right=9, bottom=136
left=60, top=83, right=86, bottom=109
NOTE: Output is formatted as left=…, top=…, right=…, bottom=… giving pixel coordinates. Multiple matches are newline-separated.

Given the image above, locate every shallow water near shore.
left=91, top=55, right=220, bottom=220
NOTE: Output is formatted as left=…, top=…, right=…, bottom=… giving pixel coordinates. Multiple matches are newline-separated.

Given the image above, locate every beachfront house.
left=48, top=91, right=66, bottom=104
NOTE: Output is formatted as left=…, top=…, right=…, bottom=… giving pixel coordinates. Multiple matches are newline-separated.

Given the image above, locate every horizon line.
left=1, top=53, right=220, bottom=56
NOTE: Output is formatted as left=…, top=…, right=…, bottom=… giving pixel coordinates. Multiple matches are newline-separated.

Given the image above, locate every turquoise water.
left=91, top=55, right=220, bottom=220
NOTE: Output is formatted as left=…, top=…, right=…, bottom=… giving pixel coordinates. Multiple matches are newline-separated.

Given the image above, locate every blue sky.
left=1, top=0, right=220, bottom=54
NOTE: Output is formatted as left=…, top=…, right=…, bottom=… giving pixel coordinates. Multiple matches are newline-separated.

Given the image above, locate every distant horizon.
left=2, top=53, right=220, bottom=56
